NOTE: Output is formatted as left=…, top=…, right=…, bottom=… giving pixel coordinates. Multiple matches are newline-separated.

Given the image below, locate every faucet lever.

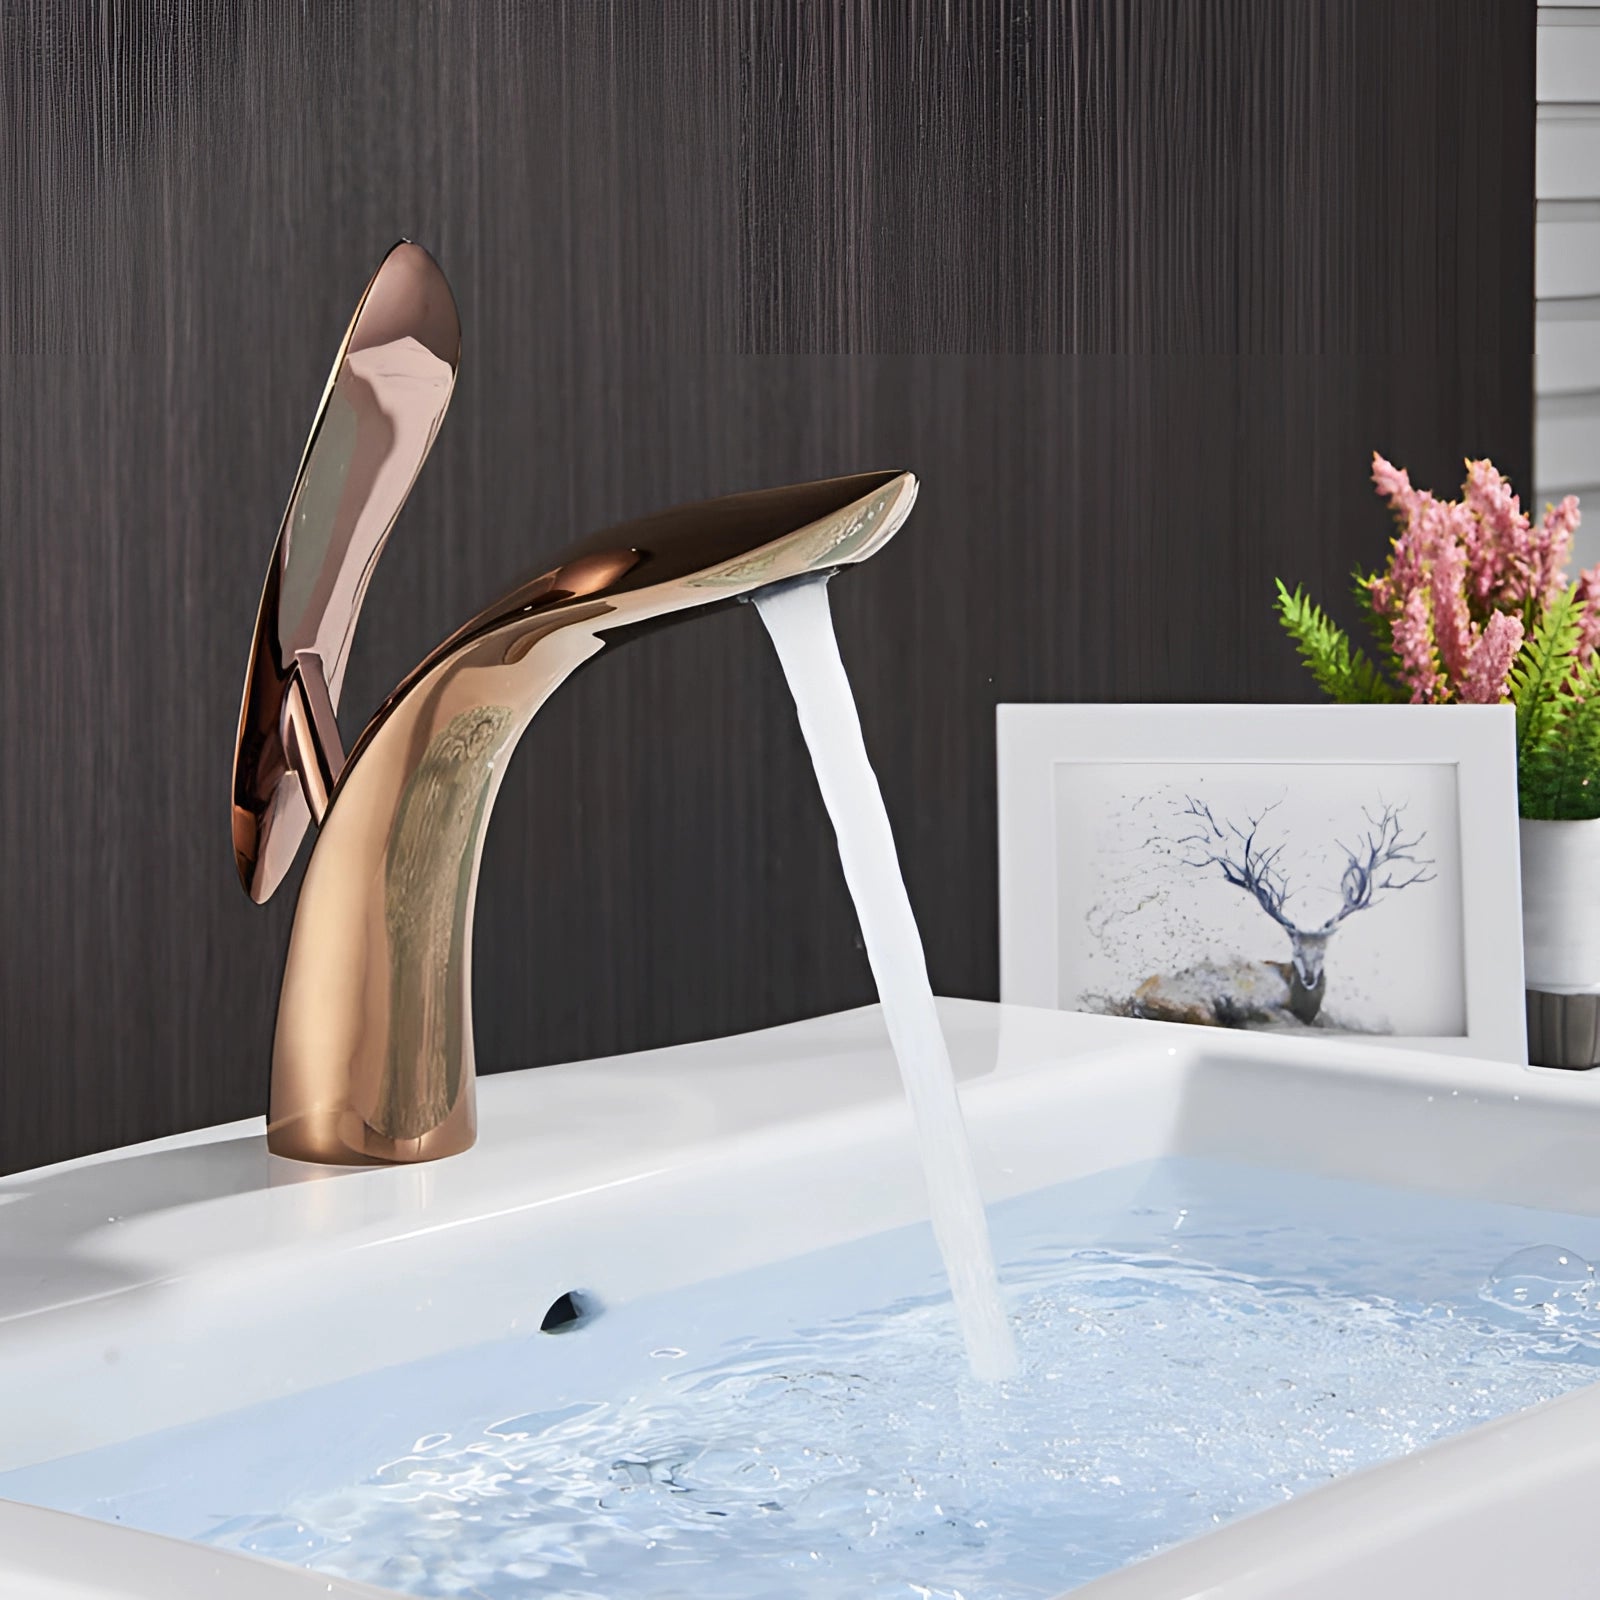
left=280, top=652, right=345, bottom=823
left=231, top=240, right=461, bottom=904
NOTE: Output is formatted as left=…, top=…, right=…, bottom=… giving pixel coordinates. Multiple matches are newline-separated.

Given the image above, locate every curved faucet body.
left=235, top=244, right=917, bottom=1166
left=260, top=470, right=917, bottom=1163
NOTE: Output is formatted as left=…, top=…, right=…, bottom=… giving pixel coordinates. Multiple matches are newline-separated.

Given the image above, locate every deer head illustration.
left=1175, top=797, right=1435, bottom=1023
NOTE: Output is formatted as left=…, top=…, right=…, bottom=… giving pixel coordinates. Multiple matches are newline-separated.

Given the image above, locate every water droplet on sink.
left=1481, top=1246, right=1596, bottom=1317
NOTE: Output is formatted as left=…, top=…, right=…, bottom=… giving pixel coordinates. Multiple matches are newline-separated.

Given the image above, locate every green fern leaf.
left=1275, top=580, right=1399, bottom=704
left=1542, top=654, right=1600, bottom=821
left=1510, top=586, right=1582, bottom=754
left=1509, top=587, right=1588, bottom=819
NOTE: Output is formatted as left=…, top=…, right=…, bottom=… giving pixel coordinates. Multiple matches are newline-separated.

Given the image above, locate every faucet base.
left=265, top=1091, right=477, bottom=1165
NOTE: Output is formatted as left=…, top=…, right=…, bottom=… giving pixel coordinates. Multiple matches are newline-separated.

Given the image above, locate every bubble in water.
left=1481, top=1246, right=1596, bottom=1318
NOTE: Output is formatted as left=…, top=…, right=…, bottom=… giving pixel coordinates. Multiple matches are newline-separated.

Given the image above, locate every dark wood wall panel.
left=0, top=1, right=1532, bottom=1174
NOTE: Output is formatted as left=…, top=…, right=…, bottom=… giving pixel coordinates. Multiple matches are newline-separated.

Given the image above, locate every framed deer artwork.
left=998, top=704, right=1526, bottom=1062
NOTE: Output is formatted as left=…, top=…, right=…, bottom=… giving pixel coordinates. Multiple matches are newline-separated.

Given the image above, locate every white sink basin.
left=4, top=1000, right=1600, bottom=1599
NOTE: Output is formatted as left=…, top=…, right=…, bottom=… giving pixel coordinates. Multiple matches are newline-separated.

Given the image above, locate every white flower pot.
left=1521, top=817, right=1600, bottom=1067
left=1521, top=818, right=1600, bottom=990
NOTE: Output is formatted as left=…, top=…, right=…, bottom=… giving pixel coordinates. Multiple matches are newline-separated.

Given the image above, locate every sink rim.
left=4, top=998, right=1587, bottom=1329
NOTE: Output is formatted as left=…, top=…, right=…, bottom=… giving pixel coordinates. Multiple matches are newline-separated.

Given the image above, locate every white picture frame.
left=998, top=704, right=1526, bottom=1063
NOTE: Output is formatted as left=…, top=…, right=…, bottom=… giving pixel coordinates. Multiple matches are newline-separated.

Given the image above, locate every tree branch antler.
left=1315, top=802, right=1435, bottom=932
left=1175, top=795, right=1298, bottom=930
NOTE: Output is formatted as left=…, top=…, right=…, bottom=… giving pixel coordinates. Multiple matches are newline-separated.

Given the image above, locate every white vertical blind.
left=1538, top=5, right=1600, bottom=566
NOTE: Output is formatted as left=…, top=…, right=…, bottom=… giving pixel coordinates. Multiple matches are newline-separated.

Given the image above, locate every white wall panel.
left=1535, top=399, right=1600, bottom=493
left=1538, top=311, right=1600, bottom=391
left=1537, top=113, right=1600, bottom=198
left=1537, top=217, right=1600, bottom=297
left=1539, top=20, right=1600, bottom=103
left=1538, top=8, right=1600, bottom=523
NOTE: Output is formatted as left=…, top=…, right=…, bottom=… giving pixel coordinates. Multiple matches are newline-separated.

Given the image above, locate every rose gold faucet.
left=232, top=242, right=918, bottom=1165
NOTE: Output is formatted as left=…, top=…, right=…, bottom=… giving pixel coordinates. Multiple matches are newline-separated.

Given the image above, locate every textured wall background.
left=1, top=1, right=1533, bottom=1174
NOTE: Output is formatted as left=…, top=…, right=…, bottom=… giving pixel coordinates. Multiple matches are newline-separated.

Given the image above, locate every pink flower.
left=1372, top=452, right=1423, bottom=520
left=1578, top=563, right=1600, bottom=667
left=1458, top=611, right=1525, bottom=704
left=1392, top=586, right=1445, bottom=702
left=1369, top=485, right=1453, bottom=621
left=1463, top=457, right=1536, bottom=607
left=1369, top=454, right=1429, bottom=617
left=1430, top=537, right=1474, bottom=685
left=1361, top=455, right=1581, bottom=704
left=1539, top=497, right=1583, bottom=607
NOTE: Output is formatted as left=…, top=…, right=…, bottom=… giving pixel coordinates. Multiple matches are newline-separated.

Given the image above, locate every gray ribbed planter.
left=1527, top=991, right=1600, bottom=1068
left=1522, top=818, right=1600, bottom=1068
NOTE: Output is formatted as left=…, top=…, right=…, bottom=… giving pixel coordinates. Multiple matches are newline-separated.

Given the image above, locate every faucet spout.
left=264, top=469, right=917, bottom=1164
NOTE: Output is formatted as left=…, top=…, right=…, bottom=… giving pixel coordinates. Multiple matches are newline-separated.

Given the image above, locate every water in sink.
left=9, top=1157, right=1600, bottom=1599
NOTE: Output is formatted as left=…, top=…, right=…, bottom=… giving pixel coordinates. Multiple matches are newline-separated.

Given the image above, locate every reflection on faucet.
left=233, top=243, right=919, bottom=1166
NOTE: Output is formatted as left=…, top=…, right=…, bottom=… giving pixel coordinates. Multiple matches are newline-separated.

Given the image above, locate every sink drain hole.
left=540, top=1290, right=597, bottom=1333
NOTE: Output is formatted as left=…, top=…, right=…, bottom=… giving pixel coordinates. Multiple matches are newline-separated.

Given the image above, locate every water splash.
left=753, top=576, right=1018, bottom=1381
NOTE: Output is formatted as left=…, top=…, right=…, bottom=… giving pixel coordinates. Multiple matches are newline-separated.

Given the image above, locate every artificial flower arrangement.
left=1277, top=456, right=1594, bottom=820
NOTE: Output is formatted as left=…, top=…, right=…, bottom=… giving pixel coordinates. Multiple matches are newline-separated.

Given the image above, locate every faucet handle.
left=232, top=241, right=461, bottom=903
